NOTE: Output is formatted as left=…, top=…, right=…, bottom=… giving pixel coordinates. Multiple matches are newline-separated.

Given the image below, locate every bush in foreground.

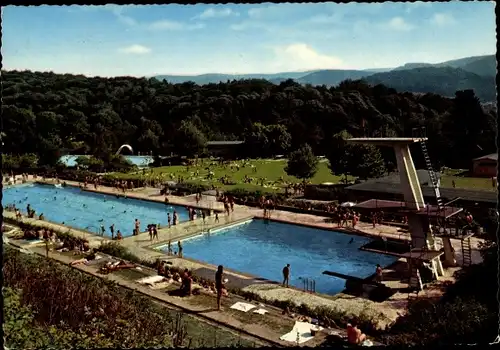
left=3, top=246, right=249, bottom=348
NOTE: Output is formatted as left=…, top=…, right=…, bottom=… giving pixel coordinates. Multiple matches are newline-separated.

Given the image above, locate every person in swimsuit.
left=109, top=224, right=115, bottom=239
left=215, top=265, right=225, bottom=311
left=375, top=264, right=383, bottom=283
left=134, top=219, right=140, bottom=235
left=177, top=241, right=183, bottom=258
left=282, top=264, right=290, bottom=287
left=347, top=319, right=366, bottom=345
left=167, top=213, right=171, bottom=228
left=153, top=225, right=158, bottom=240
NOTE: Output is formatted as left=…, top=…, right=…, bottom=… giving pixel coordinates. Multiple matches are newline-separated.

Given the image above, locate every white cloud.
left=148, top=20, right=205, bottom=31
left=431, top=13, right=456, bottom=26
left=387, top=17, right=414, bottom=31
left=80, top=5, right=137, bottom=26
left=271, top=43, right=343, bottom=71
left=119, top=44, right=151, bottom=55
left=194, top=7, right=239, bottom=20
left=405, top=2, right=432, bottom=13
left=247, top=4, right=304, bottom=20
left=230, top=21, right=271, bottom=32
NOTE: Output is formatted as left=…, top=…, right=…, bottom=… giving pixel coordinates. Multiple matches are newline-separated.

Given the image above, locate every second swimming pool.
left=159, top=220, right=397, bottom=295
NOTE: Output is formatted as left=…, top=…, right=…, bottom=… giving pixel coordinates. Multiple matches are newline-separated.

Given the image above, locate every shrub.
left=224, top=188, right=286, bottom=204
left=3, top=246, right=248, bottom=348
left=303, top=184, right=349, bottom=201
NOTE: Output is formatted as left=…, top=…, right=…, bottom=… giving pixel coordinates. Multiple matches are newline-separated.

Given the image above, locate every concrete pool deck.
left=4, top=177, right=486, bottom=331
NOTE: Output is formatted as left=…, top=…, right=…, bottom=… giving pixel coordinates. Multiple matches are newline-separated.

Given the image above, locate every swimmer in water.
left=349, top=238, right=354, bottom=244
left=54, top=196, right=57, bottom=200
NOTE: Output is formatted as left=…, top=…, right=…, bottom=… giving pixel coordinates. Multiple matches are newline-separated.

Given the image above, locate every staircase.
left=461, top=236, right=472, bottom=267
left=413, top=127, right=444, bottom=209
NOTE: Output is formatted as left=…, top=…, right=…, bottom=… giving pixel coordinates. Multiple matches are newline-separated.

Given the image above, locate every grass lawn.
left=112, top=158, right=352, bottom=193
left=440, top=174, right=496, bottom=191
left=111, top=158, right=495, bottom=193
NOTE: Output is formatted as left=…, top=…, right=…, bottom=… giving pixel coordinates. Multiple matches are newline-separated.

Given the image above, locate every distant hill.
left=459, top=56, right=496, bottom=77
left=155, top=71, right=316, bottom=85
left=296, top=69, right=372, bottom=86
left=362, top=66, right=496, bottom=102
left=153, top=54, right=495, bottom=100
left=392, top=55, right=495, bottom=77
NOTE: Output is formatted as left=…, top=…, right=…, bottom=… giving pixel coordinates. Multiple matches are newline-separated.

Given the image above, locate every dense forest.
left=2, top=70, right=497, bottom=170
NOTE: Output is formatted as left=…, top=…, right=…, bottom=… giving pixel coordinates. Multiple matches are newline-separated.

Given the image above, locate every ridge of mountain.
left=152, top=54, right=495, bottom=101
left=361, top=66, right=496, bottom=102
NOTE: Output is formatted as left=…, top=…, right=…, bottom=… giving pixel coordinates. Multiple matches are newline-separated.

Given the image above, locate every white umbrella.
left=340, top=202, right=356, bottom=208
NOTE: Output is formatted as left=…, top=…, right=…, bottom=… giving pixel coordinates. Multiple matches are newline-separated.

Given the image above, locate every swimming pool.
left=160, top=220, right=397, bottom=295
left=3, top=184, right=189, bottom=238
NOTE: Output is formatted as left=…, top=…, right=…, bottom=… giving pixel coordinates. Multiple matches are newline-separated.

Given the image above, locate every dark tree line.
left=2, top=70, right=496, bottom=170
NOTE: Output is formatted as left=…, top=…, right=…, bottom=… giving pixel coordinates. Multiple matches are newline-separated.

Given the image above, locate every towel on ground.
left=230, top=302, right=256, bottom=313
left=26, top=239, right=44, bottom=245
left=137, top=275, right=165, bottom=285
left=280, top=321, right=324, bottom=344
left=149, top=281, right=171, bottom=290
left=253, top=308, right=268, bottom=315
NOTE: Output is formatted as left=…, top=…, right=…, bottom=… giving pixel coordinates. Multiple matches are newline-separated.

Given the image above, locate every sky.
left=2, top=2, right=496, bottom=77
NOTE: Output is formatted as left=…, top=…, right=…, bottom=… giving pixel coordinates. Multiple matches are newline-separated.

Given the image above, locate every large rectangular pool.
left=3, top=184, right=189, bottom=237
left=161, top=220, right=397, bottom=295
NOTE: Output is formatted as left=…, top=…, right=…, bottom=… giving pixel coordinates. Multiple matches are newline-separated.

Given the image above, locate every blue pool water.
left=59, top=155, right=154, bottom=168
left=3, top=184, right=189, bottom=237
left=163, top=220, right=397, bottom=295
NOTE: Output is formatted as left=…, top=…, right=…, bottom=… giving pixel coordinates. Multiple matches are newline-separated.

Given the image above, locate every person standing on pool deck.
left=173, top=211, right=178, bottom=226
left=134, top=219, right=141, bottom=235
left=153, top=225, right=158, bottom=240
left=109, top=224, right=115, bottom=239
left=177, top=241, right=183, bottom=258
left=282, top=264, right=290, bottom=287
left=148, top=225, right=153, bottom=241
left=167, top=213, right=171, bottom=228
left=167, top=240, right=172, bottom=255
left=215, top=265, right=224, bottom=311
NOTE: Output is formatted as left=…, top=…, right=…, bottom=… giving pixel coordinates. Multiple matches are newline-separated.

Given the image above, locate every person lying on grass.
left=70, top=249, right=98, bottom=266
left=99, top=260, right=136, bottom=274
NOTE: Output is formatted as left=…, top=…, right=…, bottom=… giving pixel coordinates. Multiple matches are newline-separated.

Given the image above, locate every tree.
left=174, top=120, right=207, bottom=157
left=1, top=69, right=496, bottom=170
left=327, top=130, right=353, bottom=183
left=350, top=144, right=386, bottom=180
left=285, top=144, right=318, bottom=180
left=327, top=130, right=386, bottom=181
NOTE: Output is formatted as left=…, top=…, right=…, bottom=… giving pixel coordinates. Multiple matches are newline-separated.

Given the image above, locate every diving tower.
left=347, top=134, right=465, bottom=290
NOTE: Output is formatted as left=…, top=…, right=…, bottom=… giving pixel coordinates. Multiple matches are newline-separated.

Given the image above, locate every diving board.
left=322, top=271, right=383, bottom=287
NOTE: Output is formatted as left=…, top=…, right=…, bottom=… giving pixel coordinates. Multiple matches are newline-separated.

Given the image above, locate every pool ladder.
left=302, top=278, right=316, bottom=293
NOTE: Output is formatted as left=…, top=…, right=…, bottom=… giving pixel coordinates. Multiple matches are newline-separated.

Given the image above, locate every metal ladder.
left=461, top=235, right=472, bottom=267
left=413, top=127, right=444, bottom=209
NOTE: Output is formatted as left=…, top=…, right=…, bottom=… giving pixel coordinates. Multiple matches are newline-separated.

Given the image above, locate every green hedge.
left=224, top=188, right=287, bottom=204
